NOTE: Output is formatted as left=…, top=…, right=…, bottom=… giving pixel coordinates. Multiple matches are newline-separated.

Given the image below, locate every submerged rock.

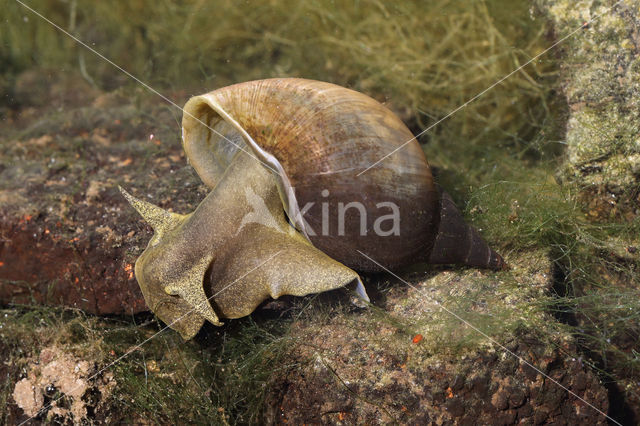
left=263, top=252, right=609, bottom=424
left=0, top=69, right=204, bottom=315
left=536, top=0, right=640, bottom=219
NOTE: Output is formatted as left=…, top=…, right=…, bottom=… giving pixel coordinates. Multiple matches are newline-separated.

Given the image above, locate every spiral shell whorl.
left=182, top=78, right=439, bottom=271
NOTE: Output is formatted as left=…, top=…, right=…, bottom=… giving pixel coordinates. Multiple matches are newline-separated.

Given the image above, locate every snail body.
left=123, top=78, right=504, bottom=339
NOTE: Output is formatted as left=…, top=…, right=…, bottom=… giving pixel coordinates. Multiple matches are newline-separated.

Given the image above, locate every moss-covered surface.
left=265, top=251, right=609, bottom=424
left=0, top=254, right=611, bottom=424
left=535, top=0, right=640, bottom=219
left=0, top=0, right=639, bottom=424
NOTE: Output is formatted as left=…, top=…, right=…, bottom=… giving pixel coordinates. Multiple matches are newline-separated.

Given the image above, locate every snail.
left=121, top=78, right=505, bottom=340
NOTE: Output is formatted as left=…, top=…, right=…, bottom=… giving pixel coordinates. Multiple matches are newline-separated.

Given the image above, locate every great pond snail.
left=121, top=78, right=505, bottom=339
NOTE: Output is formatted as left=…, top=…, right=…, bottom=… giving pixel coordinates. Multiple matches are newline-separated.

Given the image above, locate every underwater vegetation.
left=0, top=0, right=638, bottom=423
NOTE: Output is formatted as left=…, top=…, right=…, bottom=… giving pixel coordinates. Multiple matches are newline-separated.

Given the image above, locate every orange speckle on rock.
left=338, top=412, right=346, bottom=421
left=0, top=261, right=4, bottom=267
left=412, top=334, right=423, bottom=344
left=18, top=214, right=33, bottom=225
left=446, top=387, right=454, bottom=398
left=124, top=264, right=134, bottom=280
left=44, top=229, right=50, bottom=235
left=74, top=277, right=79, bottom=284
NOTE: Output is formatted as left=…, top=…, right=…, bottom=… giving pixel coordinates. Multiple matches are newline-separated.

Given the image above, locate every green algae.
left=2, top=0, right=555, bottom=151
left=535, top=0, right=640, bottom=214
left=0, top=305, right=299, bottom=423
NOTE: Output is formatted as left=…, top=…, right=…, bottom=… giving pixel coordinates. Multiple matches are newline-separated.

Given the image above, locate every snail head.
left=120, top=186, right=220, bottom=339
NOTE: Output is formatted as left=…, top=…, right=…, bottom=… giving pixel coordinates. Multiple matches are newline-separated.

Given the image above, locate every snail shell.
left=182, top=78, right=439, bottom=271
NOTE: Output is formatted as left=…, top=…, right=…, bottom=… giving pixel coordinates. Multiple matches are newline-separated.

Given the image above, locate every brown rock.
left=262, top=257, right=609, bottom=424
left=491, top=389, right=509, bottom=410
left=0, top=69, right=201, bottom=315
